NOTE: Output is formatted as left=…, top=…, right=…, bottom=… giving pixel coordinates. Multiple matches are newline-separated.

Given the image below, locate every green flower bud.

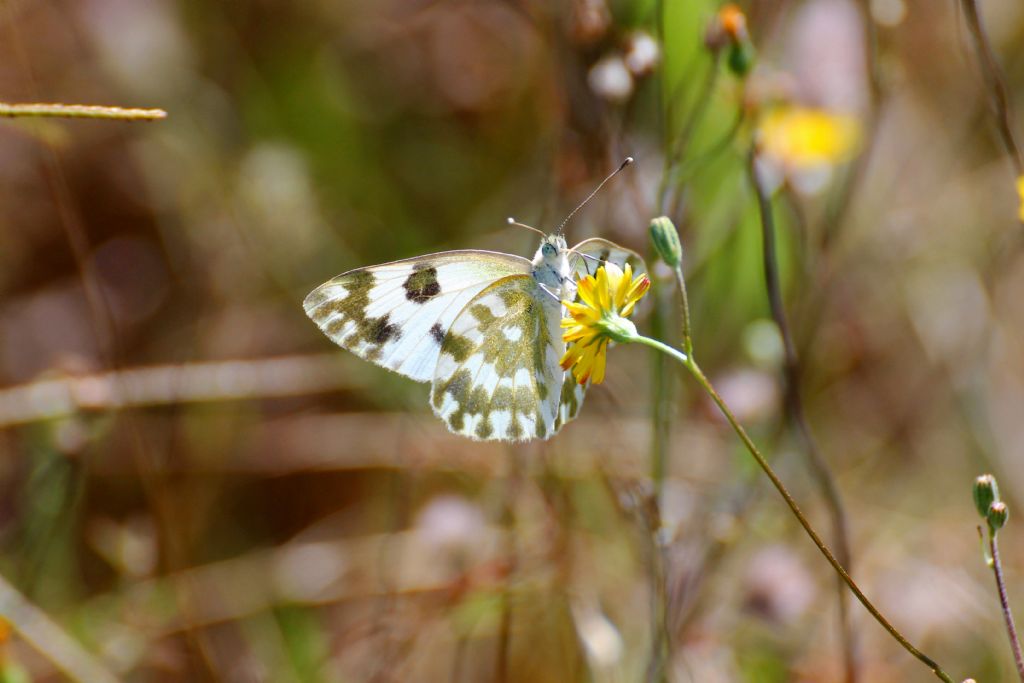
left=988, top=501, right=1009, bottom=531
left=973, top=474, right=1000, bottom=519
left=727, top=41, right=756, bottom=78
left=649, top=216, right=682, bottom=268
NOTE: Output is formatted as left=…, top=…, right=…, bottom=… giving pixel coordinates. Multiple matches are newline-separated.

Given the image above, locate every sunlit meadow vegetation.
left=1, top=1, right=1023, bottom=681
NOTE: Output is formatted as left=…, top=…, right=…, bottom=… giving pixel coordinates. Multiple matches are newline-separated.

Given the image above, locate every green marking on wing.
left=304, top=250, right=532, bottom=382
left=440, top=332, right=474, bottom=364
left=403, top=265, right=441, bottom=303
left=554, top=374, right=586, bottom=432
left=309, top=269, right=401, bottom=360
left=431, top=275, right=564, bottom=441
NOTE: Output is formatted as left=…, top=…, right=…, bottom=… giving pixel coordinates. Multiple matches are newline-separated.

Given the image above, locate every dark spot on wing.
left=363, top=313, right=400, bottom=346
left=598, top=248, right=611, bottom=264
left=404, top=265, right=441, bottom=303
left=430, top=323, right=445, bottom=345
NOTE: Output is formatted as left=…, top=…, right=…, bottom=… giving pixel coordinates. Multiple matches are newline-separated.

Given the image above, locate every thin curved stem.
left=673, top=266, right=693, bottom=359
left=989, top=532, right=1024, bottom=681
left=629, top=334, right=957, bottom=683
left=958, top=0, right=1024, bottom=175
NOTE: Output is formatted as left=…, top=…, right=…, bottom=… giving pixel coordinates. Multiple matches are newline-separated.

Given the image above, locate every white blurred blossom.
left=588, top=56, right=633, bottom=103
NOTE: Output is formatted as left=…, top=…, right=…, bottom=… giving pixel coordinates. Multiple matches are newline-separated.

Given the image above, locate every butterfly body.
left=304, top=234, right=643, bottom=442
left=530, top=234, right=577, bottom=302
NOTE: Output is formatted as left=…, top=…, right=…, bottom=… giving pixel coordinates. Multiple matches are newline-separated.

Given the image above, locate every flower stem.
left=672, top=266, right=694, bottom=359
left=958, top=0, right=1024, bottom=176
left=633, top=335, right=689, bottom=366
left=647, top=262, right=673, bottom=683
left=988, top=531, right=1024, bottom=681
left=630, top=333, right=957, bottom=683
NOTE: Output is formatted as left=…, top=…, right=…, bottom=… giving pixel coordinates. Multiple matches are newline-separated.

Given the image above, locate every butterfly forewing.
left=430, top=274, right=572, bottom=441
left=303, top=251, right=530, bottom=382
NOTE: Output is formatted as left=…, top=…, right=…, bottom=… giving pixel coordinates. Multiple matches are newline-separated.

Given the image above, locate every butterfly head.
left=531, top=234, right=575, bottom=300
left=535, top=234, right=569, bottom=266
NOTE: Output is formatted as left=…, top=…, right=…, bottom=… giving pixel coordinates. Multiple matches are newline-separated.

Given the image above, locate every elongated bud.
left=727, top=41, right=756, bottom=77
left=988, top=501, right=1009, bottom=532
left=705, top=4, right=756, bottom=77
left=973, top=474, right=999, bottom=519
left=649, top=216, right=683, bottom=268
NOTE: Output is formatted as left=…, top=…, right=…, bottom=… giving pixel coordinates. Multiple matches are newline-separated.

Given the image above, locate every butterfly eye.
left=542, top=243, right=557, bottom=257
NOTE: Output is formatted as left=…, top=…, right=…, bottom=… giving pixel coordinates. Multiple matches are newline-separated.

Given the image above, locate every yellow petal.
left=613, top=263, right=633, bottom=310
left=577, top=275, right=599, bottom=308
left=560, top=344, right=583, bottom=370
left=563, top=327, right=595, bottom=343
left=595, top=266, right=611, bottom=312
left=574, top=347, right=594, bottom=383
left=590, top=340, right=607, bottom=384
left=626, top=274, right=650, bottom=303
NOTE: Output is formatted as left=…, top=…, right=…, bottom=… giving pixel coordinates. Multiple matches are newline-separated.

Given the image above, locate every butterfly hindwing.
left=556, top=375, right=587, bottom=431
left=569, top=237, right=647, bottom=279
left=430, top=274, right=568, bottom=441
left=303, top=251, right=530, bottom=382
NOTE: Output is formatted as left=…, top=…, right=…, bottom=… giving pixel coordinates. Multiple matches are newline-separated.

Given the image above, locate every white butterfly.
left=304, top=157, right=644, bottom=441
left=304, top=231, right=645, bottom=441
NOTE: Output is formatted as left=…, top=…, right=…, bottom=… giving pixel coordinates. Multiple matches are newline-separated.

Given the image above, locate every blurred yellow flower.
left=561, top=262, right=650, bottom=385
left=1017, top=175, right=1024, bottom=222
left=758, top=106, right=861, bottom=169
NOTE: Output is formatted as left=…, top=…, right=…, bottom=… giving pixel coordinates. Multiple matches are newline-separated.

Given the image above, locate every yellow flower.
left=560, top=262, right=651, bottom=385
left=1017, top=175, right=1024, bottom=222
left=758, top=106, right=860, bottom=169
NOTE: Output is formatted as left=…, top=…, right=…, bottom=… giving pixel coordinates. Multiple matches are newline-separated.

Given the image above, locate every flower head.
left=758, top=105, right=860, bottom=171
left=755, top=104, right=861, bottom=194
left=560, top=262, right=650, bottom=385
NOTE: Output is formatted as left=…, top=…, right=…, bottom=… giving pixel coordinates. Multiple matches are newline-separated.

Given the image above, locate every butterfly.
left=303, top=162, right=644, bottom=442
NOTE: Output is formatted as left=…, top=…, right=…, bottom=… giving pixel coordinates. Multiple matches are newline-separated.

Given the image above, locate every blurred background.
left=1, top=0, right=1023, bottom=681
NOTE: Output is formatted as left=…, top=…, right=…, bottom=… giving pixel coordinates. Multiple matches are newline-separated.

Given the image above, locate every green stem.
left=647, top=253, right=672, bottom=683
left=629, top=334, right=957, bottom=683
left=672, top=266, right=693, bottom=359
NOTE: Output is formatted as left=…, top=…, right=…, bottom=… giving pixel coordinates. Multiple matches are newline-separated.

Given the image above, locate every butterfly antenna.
left=507, top=217, right=547, bottom=238
left=556, top=157, right=634, bottom=236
